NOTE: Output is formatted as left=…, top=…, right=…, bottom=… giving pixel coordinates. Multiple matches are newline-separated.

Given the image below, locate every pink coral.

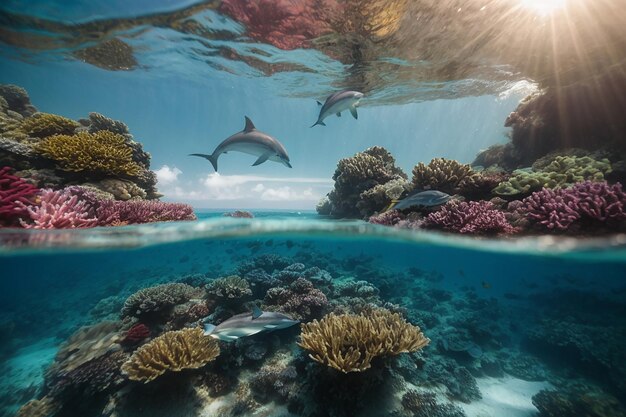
left=425, top=200, right=516, bottom=235
left=19, top=188, right=98, bottom=229
left=96, top=200, right=196, bottom=225
left=368, top=209, right=406, bottom=226
left=519, top=188, right=580, bottom=230
left=0, top=166, right=39, bottom=225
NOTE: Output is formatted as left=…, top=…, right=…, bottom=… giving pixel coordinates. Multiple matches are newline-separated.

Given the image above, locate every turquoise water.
left=1, top=1, right=626, bottom=417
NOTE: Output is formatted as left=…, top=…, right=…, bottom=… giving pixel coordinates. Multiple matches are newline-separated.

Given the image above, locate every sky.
left=0, top=58, right=530, bottom=209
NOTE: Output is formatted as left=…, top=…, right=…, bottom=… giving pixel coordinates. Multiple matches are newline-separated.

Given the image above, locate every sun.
left=520, top=0, right=567, bottom=16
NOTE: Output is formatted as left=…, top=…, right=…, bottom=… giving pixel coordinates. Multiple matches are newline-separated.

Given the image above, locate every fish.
left=190, top=116, right=291, bottom=171
left=311, top=90, right=364, bottom=127
left=203, top=305, right=299, bottom=342
left=385, top=190, right=452, bottom=211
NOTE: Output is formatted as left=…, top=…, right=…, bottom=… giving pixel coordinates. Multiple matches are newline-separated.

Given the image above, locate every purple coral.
left=264, top=277, right=328, bottom=321
left=96, top=200, right=196, bottom=225
left=368, top=209, right=406, bottom=226
left=19, top=188, right=98, bottom=229
left=0, top=166, right=39, bottom=225
left=520, top=181, right=626, bottom=231
left=425, top=200, right=516, bottom=235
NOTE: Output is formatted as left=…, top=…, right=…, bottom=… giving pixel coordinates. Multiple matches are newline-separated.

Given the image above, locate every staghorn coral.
left=121, top=327, right=220, bottom=382
left=19, top=113, right=79, bottom=138
left=96, top=199, right=196, bottom=225
left=264, top=277, right=328, bottom=321
left=411, top=158, right=474, bottom=194
left=206, top=275, right=252, bottom=300
left=493, top=155, right=611, bottom=196
left=18, top=188, right=99, bottom=229
left=321, top=146, right=407, bottom=218
left=87, top=112, right=129, bottom=135
left=425, top=200, right=516, bottom=235
left=34, top=130, right=143, bottom=178
left=15, top=397, right=58, bottom=417
left=0, top=166, right=39, bottom=225
left=298, top=308, right=429, bottom=373
left=520, top=181, right=626, bottom=231
left=121, top=283, right=201, bottom=318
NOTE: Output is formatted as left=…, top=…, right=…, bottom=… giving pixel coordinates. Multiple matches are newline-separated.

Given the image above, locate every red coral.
left=0, top=166, right=39, bottom=226
left=426, top=200, right=516, bottom=235
left=122, top=323, right=150, bottom=345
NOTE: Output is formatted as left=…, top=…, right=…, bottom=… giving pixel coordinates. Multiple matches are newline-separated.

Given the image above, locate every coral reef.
left=86, top=178, right=147, bottom=201
left=35, top=131, right=144, bottom=178
left=14, top=397, right=58, bottom=417
left=532, top=388, right=626, bottom=417
left=121, top=328, right=220, bottom=382
left=0, top=84, right=37, bottom=117
left=95, top=199, right=196, bottom=225
left=19, top=113, right=79, bottom=138
left=205, top=275, right=252, bottom=301
left=18, top=188, right=99, bottom=229
left=319, top=146, right=407, bottom=218
left=411, top=158, right=474, bottom=194
left=0, top=166, right=39, bottom=225
left=121, top=283, right=201, bottom=318
left=299, top=308, right=429, bottom=373
left=401, top=390, right=467, bottom=417
left=425, top=200, right=516, bottom=235
left=264, top=277, right=328, bottom=321
left=121, top=323, right=151, bottom=345
left=86, top=112, right=129, bottom=135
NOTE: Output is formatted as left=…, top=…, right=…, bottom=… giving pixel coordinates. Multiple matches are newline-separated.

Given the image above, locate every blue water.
left=1, top=1, right=626, bottom=417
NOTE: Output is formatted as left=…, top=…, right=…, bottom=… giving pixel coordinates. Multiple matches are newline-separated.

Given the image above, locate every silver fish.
left=203, top=306, right=299, bottom=342
left=311, top=90, right=364, bottom=127
left=393, top=190, right=452, bottom=210
left=190, top=116, right=291, bottom=171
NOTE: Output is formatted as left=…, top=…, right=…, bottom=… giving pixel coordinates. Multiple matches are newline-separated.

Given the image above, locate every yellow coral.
left=298, top=309, right=429, bottom=373
left=121, top=327, right=220, bottom=382
left=35, top=131, right=143, bottom=177
left=19, top=113, right=79, bottom=138
left=412, top=158, right=474, bottom=192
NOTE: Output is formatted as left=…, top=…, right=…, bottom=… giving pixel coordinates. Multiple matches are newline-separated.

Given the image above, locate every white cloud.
left=155, top=165, right=182, bottom=185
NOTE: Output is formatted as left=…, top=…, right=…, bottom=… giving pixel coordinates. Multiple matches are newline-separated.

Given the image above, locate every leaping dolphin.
left=203, top=306, right=299, bottom=342
left=190, top=116, right=291, bottom=171
left=311, top=90, right=364, bottom=127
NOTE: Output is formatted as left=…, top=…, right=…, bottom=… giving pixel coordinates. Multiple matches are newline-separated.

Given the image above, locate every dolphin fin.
left=252, top=152, right=271, bottom=166
left=244, top=116, right=256, bottom=132
left=317, top=101, right=323, bottom=106
left=350, top=106, right=358, bottom=119
left=203, top=323, right=216, bottom=336
left=336, top=112, right=341, bottom=117
left=252, top=305, right=263, bottom=319
left=310, top=121, right=326, bottom=128
left=190, top=153, right=219, bottom=172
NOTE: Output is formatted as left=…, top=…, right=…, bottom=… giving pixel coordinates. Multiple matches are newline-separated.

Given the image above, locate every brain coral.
left=121, top=327, right=220, bottom=382
left=121, top=283, right=201, bottom=317
left=298, top=308, right=429, bottom=373
left=35, top=130, right=143, bottom=178
left=411, top=158, right=474, bottom=194
left=19, top=113, right=79, bottom=138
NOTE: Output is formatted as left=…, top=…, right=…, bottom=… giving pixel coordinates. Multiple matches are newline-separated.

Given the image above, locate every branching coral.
left=425, top=200, right=516, bottom=235
left=298, top=308, right=429, bottom=373
left=18, top=188, right=99, bottom=229
left=121, top=283, right=201, bottom=318
left=411, top=158, right=474, bottom=194
left=35, top=131, right=143, bottom=177
left=96, top=199, right=196, bottom=225
left=0, top=166, right=39, bottom=225
left=206, top=275, right=252, bottom=300
left=19, top=113, right=79, bottom=138
left=121, top=327, right=220, bottom=382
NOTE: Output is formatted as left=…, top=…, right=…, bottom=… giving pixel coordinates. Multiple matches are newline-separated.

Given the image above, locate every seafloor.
left=1, top=233, right=625, bottom=417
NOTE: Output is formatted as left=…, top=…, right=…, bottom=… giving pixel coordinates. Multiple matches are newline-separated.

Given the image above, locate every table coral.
left=425, top=200, right=516, bottom=235
left=18, top=188, right=99, bottom=229
left=34, top=130, right=143, bottom=178
left=122, top=282, right=201, bottom=318
left=0, top=166, right=39, bottom=225
left=298, top=308, right=429, bottom=373
left=121, top=327, right=220, bottom=382
left=411, top=158, right=474, bottom=194
left=19, top=113, right=79, bottom=138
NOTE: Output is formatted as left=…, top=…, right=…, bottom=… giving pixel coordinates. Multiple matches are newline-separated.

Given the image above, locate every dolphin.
left=311, top=90, right=364, bottom=127
left=203, top=305, right=299, bottom=342
left=190, top=116, right=292, bottom=171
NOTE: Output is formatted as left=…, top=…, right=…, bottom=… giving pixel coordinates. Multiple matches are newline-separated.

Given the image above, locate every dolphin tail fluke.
left=203, top=323, right=216, bottom=336
left=190, top=153, right=219, bottom=171
left=310, top=120, right=326, bottom=128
